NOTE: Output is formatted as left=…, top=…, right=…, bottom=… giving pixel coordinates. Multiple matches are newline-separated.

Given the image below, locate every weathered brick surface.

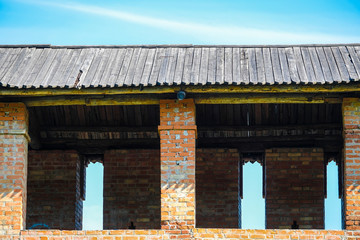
left=196, top=149, right=239, bottom=228
left=159, top=99, right=196, bottom=232
left=27, top=150, right=82, bottom=230
left=265, top=148, right=324, bottom=229
left=103, top=149, right=161, bottom=229
left=0, top=103, right=28, bottom=233
left=343, top=98, right=360, bottom=230
left=0, top=229, right=358, bottom=239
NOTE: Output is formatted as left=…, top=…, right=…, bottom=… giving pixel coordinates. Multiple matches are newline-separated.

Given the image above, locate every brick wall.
left=265, top=148, right=324, bottom=229
left=26, top=150, right=82, bottom=230
left=196, top=148, right=239, bottom=228
left=343, top=98, right=360, bottom=230
left=103, top=149, right=161, bottom=229
left=0, top=103, right=28, bottom=233
left=158, top=99, right=196, bottom=234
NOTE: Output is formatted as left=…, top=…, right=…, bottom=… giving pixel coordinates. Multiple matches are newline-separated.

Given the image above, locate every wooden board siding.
left=0, top=44, right=360, bottom=89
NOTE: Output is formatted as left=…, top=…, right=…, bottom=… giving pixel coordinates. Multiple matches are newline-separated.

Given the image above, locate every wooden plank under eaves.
left=323, top=47, right=342, bottom=83
left=263, top=48, right=275, bottom=85
left=215, top=47, right=225, bottom=85
left=132, top=48, right=149, bottom=87
left=224, top=47, right=233, bottom=84
left=347, top=46, right=360, bottom=78
left=0, top=48, right=29, bottom=86
left=240, top=48, right=249, bottom=85
left=56, top=49, right=81, bottom=88
left=285, top=47, right=300, bottom=84
left=270, top=48, right=283, bottom=84
left=173, top=47, right=186, bottom=85
left=315, top=47, right=333, bottom=84
left=182, top=47, right=194, bottom=85
left=148, top=47, right=164, bottom=86
left=164, top=47, right=179, bottom=85
left=107, top=48, right=126, bottom=87
left=114, top=48, right=134, bottom=87
left=339, top=46, right=358, bottom=81
left=98, top=48, right=121, bottom=87
left=232, top=48, right=241, bottom=84
left=139, top=48, right=156, bottom=86
left=123, top=47, right=142, bottom=86
left=91, top=48, right=113, bottom=87
left=47, top=49, right=75, bottom=87
left=173, top=48, right=186, bottom=85
left=278, top=48, right=291, bottom=84
left=190, top=47, right=202, bottom=85
left=308, top=47, right=325, bottom=84
left=300, top=47, right=316, bottom=84
left=207, top=47, right=217, bottom=85
left=157, top=47, right=171, bottom=85
left=331, top=47, right=350, bottom=83
left=248, top=48, right=258, bottom=85
left=81, top=48, right=106, bottom=88
left=15, top=48, right=44, bottom=88
left=293, top=47, right=308, bottom=84
left=199, top=47, right=210, bottom=85
left=255, top=48, right=266, bottom=85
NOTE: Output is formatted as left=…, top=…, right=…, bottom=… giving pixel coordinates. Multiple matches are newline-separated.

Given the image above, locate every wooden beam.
left=15, top=93, right=343, bottom=107
left=28, top=108, right=42, bottom=149
left=1, top=82, right=360, bottom=97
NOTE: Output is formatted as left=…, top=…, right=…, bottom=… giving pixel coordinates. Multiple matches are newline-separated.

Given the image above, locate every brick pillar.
left=265, top=148, right=324, bottom=229
left=158, top=99, right=196, bottom=233
left=0, top=103, right=29, bottom=233
left=343, top=98, right=360, bottom=230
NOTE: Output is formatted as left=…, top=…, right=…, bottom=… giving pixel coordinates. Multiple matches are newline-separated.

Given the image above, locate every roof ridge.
left=0, top=43, right=360, bottom=49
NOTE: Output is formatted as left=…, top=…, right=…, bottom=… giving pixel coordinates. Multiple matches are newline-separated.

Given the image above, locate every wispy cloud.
left=18, top=0, right=360, bottom=44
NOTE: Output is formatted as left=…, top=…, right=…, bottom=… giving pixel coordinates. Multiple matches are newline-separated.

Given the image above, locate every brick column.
left=0, top=103, right=29, bottom=233
left=343, top=98, right=360, bottom=230
left=158, top=99, right=196, bottom=233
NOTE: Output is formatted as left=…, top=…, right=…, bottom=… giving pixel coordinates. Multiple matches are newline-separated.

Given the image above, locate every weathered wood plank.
left=347, top=46, right=360, bottom=78
left=115, top=48, right=134, bottom=87
left=285, top=47, right=300, bottom=84
left=270, top=48, right=283, bottom=84
left=132, top=48, right=148, bottom=86
left=224, top=47, right=233, bottom=84
left=190, top=47, right=202, bottom=85
left=57, top=49, right=82, bottom=88
left=148, top=48, right=163, bottom=86
left=165, top=48, right=179, bottom=85
left=46, top=49, right=76, bottom=87
left=316, top=47, right=333, bottom=84
left=240, top=48, right=249, bottom=85
left=75, top=48, right=98, bottom=88
left=207, top=47, right=217, bottom=85
left=262, top=48, right=275, bottom=85
left=331, top=47, right=350, bottom=83
left=199, top=47, right=209, bottom=85
left=301, top=47, right=316, bottom=84
left=248, top=48, right=258, bottom=84
left=324, top=47, right=342, bottom=83
left=22, top=48, right=51, bottom=88
left=108, top=48, right=127, bottom=87
left=339, top=46, right=358, bottom=81
left=308, top=47, right=325, bottom=84
left=41, top=49, right=69, bottom=88
left=255, top=48, right=266, bottom=85
left=156, top=47, right=170, bottom=85
left=182, top=48, right=194, bottom=85
left=278, top=48, right=291, bottom=84
left=140, top=48, right=156, bottom=86
left=215, top=47, right=225, bottom=85
left=91, top=48, right=113, bottom=87
left=232, top=48, right=240, bottom=85
left=15, top=49, right=44, bottom=88
left=173, top=48, right=186, bottom=85
left=98, top=48, right=121, bottom=87
left=293, top=47, right=308, bottom=84
left=123, top=47, right=141, bottom=86
left=81, top=48, right=104, bottom=88
left=1, top=48, right=29, bottom=86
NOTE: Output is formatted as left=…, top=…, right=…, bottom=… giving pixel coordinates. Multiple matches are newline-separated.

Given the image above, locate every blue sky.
left=0, top=0, right=349, bottom=230
left=0, top=0, right=360, bottom=45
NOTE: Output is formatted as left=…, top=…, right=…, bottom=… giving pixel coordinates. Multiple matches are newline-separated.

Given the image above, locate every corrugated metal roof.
left=0, top=44, right=360, bottom=89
